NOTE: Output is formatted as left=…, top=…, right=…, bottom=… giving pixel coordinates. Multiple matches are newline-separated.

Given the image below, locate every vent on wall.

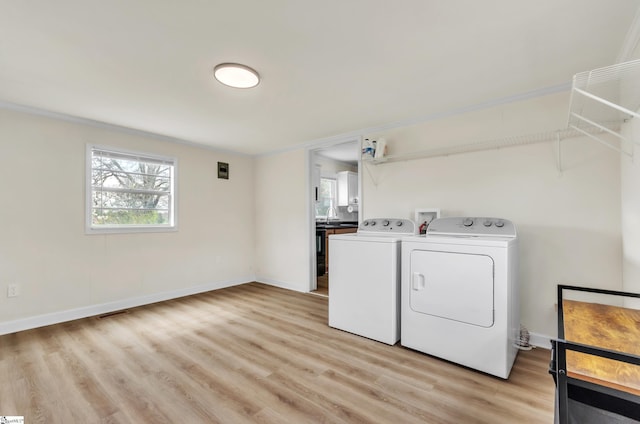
left=96, top=310, right=130, bottom=319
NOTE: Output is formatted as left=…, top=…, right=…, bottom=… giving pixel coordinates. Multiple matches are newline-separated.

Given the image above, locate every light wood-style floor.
left=0, top=283, right=555, bottom=423
left=315, top=273, right=329, bottom=297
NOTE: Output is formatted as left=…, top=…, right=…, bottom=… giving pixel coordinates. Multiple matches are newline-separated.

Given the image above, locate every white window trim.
left=315, top=176, right=337, bottom=219
left=85, top=144, right=178, bottom=234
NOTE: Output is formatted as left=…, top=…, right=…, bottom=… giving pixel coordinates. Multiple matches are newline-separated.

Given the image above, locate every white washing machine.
left=401, top=217, right=519, bottom=379
left=329, top=218, right=417, bottom=345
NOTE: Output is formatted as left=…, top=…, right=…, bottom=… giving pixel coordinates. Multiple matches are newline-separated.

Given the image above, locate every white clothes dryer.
left=329, top=218, right=416, bottom=345
left=401, top=217, right=519, bottom=379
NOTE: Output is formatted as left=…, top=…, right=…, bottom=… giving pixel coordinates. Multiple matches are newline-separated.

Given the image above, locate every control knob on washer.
left=495, top=220, right=505, bottom=228
left=463, top=218, right=474, bottom=227
left=382, top=220, right=390, bottom=226
left=396, top=221, right=403, bottom=226
left=483, top=220, right=492, bottom=227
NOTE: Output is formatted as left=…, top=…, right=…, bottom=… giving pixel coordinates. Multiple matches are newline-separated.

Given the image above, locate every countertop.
left=562, top=299, right=640, bottom=396
left=316, top=221, right=358, bottom=230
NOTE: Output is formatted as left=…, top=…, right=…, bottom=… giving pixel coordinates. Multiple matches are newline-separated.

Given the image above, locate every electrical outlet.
left=7, top=283, right=20, bottom=298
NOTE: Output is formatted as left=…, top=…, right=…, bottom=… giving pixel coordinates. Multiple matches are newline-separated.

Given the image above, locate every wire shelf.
left=568, top=59, right=640, bottom=154
left=364, top=60, right=640, bottom=169
left=363, top=125, right=613, bottom=165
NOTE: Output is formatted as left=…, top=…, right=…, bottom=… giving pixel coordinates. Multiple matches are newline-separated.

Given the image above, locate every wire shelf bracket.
left=567, top=59, right=640, bottom=158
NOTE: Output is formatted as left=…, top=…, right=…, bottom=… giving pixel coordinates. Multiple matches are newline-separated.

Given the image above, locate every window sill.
left=86, top=225, right=177, bottom=235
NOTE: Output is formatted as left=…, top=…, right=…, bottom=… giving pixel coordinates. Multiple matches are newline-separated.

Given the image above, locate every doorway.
left=308, top=139, right=361, bottom=296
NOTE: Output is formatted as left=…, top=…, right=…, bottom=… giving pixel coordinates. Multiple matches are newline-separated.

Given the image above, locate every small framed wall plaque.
left=218, top=161, right=229, bottom=179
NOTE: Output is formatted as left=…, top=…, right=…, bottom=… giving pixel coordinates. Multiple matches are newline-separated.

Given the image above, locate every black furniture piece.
left=550, top=285, right=640, bottom=423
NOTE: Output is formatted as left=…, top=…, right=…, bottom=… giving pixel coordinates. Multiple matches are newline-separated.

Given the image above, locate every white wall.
left=362, top=92, right=622, bottom=339
left=620, top=43, right=640, bottom=307
left=254, top=148, right=310, bottom=291
left=0, top=109, right=255, bottom=333
left=621, top=112, right=640, bottom=307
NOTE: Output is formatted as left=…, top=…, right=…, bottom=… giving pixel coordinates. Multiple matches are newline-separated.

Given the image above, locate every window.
left=86, top=145, right=177, bottom=233
left=316, top=177, right=336, bottom=218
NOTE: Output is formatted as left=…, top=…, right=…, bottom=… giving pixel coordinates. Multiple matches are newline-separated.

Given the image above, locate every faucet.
left=326, top=200, right=338, bottom=223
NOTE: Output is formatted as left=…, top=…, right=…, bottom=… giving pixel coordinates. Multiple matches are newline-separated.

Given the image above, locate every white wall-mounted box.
left=415, top=209, right=441, bottom=234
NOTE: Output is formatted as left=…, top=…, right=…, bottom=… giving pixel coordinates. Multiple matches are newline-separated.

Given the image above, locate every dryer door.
left=410, top=249, right=494, bottom=327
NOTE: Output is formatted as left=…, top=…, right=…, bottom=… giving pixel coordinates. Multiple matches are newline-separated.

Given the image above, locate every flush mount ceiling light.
left=213, top=63, right=260, bottom=88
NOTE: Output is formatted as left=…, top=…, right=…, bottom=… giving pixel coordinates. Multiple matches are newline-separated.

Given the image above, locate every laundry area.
left=308, top=61, right=640, bottom=422
left=3, top=1, right=640, bottom=423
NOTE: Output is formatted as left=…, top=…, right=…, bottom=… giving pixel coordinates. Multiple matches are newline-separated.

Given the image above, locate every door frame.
left=306, top=136, right=363, bottom=292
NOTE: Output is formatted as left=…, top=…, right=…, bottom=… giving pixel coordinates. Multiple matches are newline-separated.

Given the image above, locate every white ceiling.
left=315, top=141, right=360, bottom=165
left=1, top=1, right=638, bottom=155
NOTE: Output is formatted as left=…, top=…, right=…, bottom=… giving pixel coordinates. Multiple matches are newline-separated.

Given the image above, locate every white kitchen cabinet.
left=337, top=171, right=358, bottom=207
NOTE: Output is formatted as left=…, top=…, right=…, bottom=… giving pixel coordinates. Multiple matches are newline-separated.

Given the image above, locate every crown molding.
left=2, top=80, right=570, bottom=160
left=260, top=81, right=571, bottom=157
left=0, top=100, right=250, bottom=157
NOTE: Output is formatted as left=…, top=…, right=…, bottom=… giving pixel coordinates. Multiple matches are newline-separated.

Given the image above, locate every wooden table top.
left=562, top=299, right=640, bottom=395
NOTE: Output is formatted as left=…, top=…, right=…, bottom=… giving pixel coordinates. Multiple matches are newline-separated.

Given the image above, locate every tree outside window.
left=87, top=145, right=176, bottom=233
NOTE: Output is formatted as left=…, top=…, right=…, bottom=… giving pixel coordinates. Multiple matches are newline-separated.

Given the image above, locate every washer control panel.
left=359, top=218, right=417, bottom=235
left=426, top=217, right=516, bottom=237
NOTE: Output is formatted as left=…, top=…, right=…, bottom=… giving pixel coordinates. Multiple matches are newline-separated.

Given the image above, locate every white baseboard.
left=0, top=276, right=254, bottom=336
left=255, top=277, right=309, bottom=293
left=529, top=331, right=552, bottom=349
